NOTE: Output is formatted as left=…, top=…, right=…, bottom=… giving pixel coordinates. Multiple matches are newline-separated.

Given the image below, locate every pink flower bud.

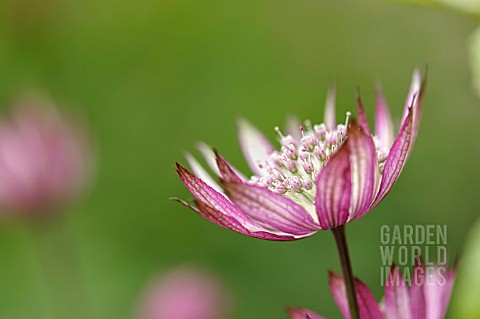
left=0, top=97, right=93, bottom=216
left=136, top=267, right=230, bottom=319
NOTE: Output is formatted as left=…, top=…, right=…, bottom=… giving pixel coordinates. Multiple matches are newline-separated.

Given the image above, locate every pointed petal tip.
left=371, top=103, right=415, bottom=208
left=327, top=82, right=337, bottom=99
left=196, top=140, right=212, bottom=149
left=212, top=147, right=220, bottom=157
left=375, top=79, right=384, bottom=92
left=236, top=116, right=274, bottom=174
left=355, top=86, right=366, bottom=105
left=287, top=307, right=324, bottom=319
left=390, top=263, right=398, bottom=272
left=286, top=114, right=303, bottom=141
left=196, top=141, right=222, bottom=176
left=347, top=117, right=369, bottom=137
left=170, top=197, right=201, bottom=214
left=213, top=150, right=244, bottom=183
left=414, top=66, right=428, bottom=81
left=328, top=79, right=337, bottom=89
left=328, top=271, right=343, bottom=286
left=236, top=117, right=256, bottom=136
left=175, top=162, right=192, bottom=177
left=170, top=196, right=193, bottom=206
left=196, top=141, right=215, bottom=157
left=235, top=116, right=250, bottom=129
left=175, top=161, right=183, bottom=171
left=347, top=117, right=358, bottom=129
left=452, top=255, right=460, bottom=269
left=375, top=85, right=385, bottom=101
left=412, top=67, right=428, bottom=96
left=355, top=86, right=362, bottom=99
left=414, top=255, right=424, bottom=266
left=328, top=271, right=344, bottom=288
left=375, top=86, right=394, bottom=149
left=183, top=152, right=197, bottom=167
left=328, top=269, right=339, bottom=279
left=324, top=85, right=337, bottom=130
left=183, top=151, right=193, bottom=163
left=355, top=93, right=371, bottom=133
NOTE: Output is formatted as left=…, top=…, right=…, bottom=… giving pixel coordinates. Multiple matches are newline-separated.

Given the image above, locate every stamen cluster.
left=250, top=115, right=389, bottom=198
left=250, top=120, right=347, bottom=198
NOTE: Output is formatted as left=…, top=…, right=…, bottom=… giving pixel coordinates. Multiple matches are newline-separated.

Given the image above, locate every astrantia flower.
left=0, top=97, right=92, bottom=216
left=136, top=266, right=229, bottom=319
left=289, top=262, right=456, bottom=319
left=175, top=70, right=426, bottom=240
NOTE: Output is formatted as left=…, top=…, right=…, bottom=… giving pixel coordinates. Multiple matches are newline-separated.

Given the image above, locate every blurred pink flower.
left=289, top=262, right=456, bottom=319
left=0, top=96, right=92, bottom=216
left=136, top=267, right=230, bottom=319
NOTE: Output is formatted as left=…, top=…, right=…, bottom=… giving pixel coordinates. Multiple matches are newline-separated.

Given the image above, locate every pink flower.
left=289, top=262, right=456, bottom=319
left=174, top=70, right=426, bottom=240
left=0, top=97, right=92, bottom=216
left=136, top=267, right=230, bottom=319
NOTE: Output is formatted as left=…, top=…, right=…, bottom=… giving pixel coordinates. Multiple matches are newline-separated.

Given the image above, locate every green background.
left=0, top=0, right=478, bottom=318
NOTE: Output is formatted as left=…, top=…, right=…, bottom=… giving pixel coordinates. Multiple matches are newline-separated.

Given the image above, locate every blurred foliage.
left=387, top=0, right=480, bottom=16
left=0, top=0, right=478, bottom=318
left=470, top=27, right=480, bottom=96
left=450, top=218, right=480, bottom=319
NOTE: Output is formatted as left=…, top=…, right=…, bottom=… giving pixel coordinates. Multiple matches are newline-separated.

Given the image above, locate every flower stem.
left=29, top=216, right=90, bottom=319
left=332, top=225, right=360, bottom=319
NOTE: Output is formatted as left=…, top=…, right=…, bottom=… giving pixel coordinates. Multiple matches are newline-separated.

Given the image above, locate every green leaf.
left=449, top=218, right=480, bottom=319
left=469, top=26, right=480, bottom=97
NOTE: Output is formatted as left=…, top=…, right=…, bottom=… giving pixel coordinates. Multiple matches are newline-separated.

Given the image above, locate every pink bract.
left=175, top=70, right=426, bottom=240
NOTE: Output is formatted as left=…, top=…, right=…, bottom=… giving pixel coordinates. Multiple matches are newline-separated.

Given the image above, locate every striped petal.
left=371, top=108, right=414, bottom=208
left=372, top=70, right=426, bottom=208
left=375, top=88, right=394, bottom=150
left=384, top=266, right=412, bottom=319
left=176, top=163, right=250, bottom=225
left=410, top=70, right=426, bottom=151
left=213, top=149, right=243, bottom=183
left=424, top=267, right=456, bottom=319
left=402, top=70, right=426, bottom=137
left=198, top=142, right=246, bottom=180
left=222, top=181, right=319, bottom=236
left=315, top=140, right=351, bottom=229
left=175, top=163, right=294, bottom=241
left=237, top=118, right=274, bottom=175
left=287, top=308, right=326, bottom=319
left=315, top=121, right=376, bottom=228
left=197, top=142, right=220, bottom=176
left=185, top=152, right=223, bottom=194
left=329, top=271, right=383, bottom=319
left=399, top=69, right=426, bottom=164
left=193, top=200, right=296, bottom=241
left=410, top=258, right=426, bottom=319
left=324, top=84, right=337, bottom=130
left=347, top=121, right=376, bottom=220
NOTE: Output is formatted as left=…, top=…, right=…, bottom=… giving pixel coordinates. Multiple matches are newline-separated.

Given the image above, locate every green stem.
left=29, top=216, right=90, bottom=319
left=332, top=225, right=360, bottom=319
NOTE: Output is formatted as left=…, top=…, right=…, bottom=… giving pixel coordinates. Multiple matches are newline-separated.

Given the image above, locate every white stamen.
left=345, top=111, right=351, bottom=126
left=275, top=126, right=284, bottom=139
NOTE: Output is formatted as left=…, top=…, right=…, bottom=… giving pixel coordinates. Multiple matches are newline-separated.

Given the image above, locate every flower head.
left=136, top=266, right=230, bottom=319
left=0, top=96, right=92, bottom=216
left=175, top=70, right=426, bottom=240
left=289, top=261, right=456, bottom=319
